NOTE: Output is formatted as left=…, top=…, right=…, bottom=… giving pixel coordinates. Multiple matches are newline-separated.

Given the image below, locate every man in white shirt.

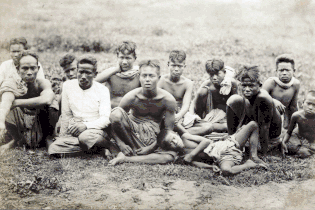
left=0, top=37, right=45, bottom=82
left=48, top=55, right=112, bottom=157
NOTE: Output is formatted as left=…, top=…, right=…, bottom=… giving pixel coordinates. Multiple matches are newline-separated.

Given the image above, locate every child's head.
left=275, top=54, right=295, bottom=84
left=303, top=90, right=315, bottom=116
left=18, top=50, right=39, bottom=83
left=205, top=59, right=225, bottom=87
left=51, top=74, right=63, bottom=94
left=59, top=54, right=77, bottom=80
left=115, top=41, right=137, bottom=71
left=167, top=50, right=186, bottom=79
left=236, top=64, right=261, bottom=99
left=158, top=130, right=184, bottom=153
left=139, top=59, right=160, bottom=91
left=9, top=37, right=28, bottom=66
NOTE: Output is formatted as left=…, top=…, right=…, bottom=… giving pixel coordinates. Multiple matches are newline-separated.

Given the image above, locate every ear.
left=167, top=61, right=170, bottom=66
left=94, top=71, right=98, bottom=78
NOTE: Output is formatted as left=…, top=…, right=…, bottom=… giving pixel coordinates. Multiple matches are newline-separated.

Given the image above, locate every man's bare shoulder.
left=293, top=78, right=301, bottom=88
left=36, top=78, right=53, bottom=89
left=292, top=110, right=305, bottom=119
left=181, top=76, right=193, bottom=85
left=257, top=89, right=273, bottom=103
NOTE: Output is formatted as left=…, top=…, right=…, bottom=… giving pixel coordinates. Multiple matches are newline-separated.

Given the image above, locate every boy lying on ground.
left=281, top=90, right=315, bottom=158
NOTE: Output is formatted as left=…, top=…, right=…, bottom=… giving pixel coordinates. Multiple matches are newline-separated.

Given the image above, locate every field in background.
left=1, top=0, right=315, bottom=209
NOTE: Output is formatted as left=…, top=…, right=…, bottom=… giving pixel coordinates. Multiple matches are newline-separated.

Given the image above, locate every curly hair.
left=235, top=64, right=261, bottom=84
left=115, top=41, right=137, bottom=59
left=59, top=54, right=76, bottom=69
left=10, top=37, right=28, bottom=49
left=169, top=50, right=186, bottom=63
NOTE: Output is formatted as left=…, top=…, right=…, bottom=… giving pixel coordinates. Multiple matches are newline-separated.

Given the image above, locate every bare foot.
left=250, top=157, right=269, bottom=169
left=183, top=154, right=193, bottom=163
left=0, top=141, right=14, bottom=155
left=104, top=149, right=113, bottom=160
left=108, top=152, right=126, bottom=166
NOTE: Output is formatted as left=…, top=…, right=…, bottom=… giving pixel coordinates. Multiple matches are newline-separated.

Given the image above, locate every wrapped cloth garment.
left=115, top=66, right=140, bottom=79
left=111, top=107, right=160, bottom=149
left=269, top=77, right=296, bottom=89
left=0, top=72, right=27, bottom=97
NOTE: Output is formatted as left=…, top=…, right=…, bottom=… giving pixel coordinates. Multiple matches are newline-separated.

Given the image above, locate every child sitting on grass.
left=281, top=90, right=315, bottom=158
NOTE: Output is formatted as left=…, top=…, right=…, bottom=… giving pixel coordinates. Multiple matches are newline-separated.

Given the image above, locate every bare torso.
left=107, top=74, right=140, bottom=108
left=158, top=75, right=188, bottom=102
left=295, top=111, right=315, bottom=142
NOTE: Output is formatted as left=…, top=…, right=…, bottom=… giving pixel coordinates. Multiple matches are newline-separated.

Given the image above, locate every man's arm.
left=163, top=94, right=177, bottom=131
left=281, top=114, right=298, bottom=155
left=261, top=78, right=274, bottom=94
left=59, top=82, right=73, bottom=136
left=118, top=90, right=136, bottom=112
left=13, top=79, right=54, bottom=109
left=94, top=66, right=120, bottom=83
left=83, top=86, right=111, bottom=129
left=288, top=82, right=301, bottom=116
left=176, top=80, right=193, bottom=121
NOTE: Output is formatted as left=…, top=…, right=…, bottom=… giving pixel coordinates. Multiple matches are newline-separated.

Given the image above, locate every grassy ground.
left=1, top=0, right=315, bottom=209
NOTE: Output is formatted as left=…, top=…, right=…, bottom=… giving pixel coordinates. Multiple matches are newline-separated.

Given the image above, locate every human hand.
left=175, top=114, right=181, bottom=123
left=0, top=124, right=6, bottom=140
left=135, top=146, right=151, bottom=155
left=274, top=99, right=286, bottom=115
left=119, top=144, right=134, bottom=156
left=281, top=140, right=288, bottom=158
left=183, top=154, right=193, bottom=163
left=68, top=123, right=87, bottom=137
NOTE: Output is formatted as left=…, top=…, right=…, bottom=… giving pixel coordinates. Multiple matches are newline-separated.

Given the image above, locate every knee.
left=297, top=148, right=312, bottom=158
left=110, top=108, right=124, bottom=124
left=227, top=94, right=243, bottom=106
left=160, top=154, right=175, bottom=164
left=248, top=121, right=259, bottom=130
left=220, top=165, right=233, bottom=176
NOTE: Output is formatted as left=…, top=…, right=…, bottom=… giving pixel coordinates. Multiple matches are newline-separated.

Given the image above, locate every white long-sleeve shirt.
left=60, top=79, right=111, bottom=135
left=0, top=59, right=45, bottom=84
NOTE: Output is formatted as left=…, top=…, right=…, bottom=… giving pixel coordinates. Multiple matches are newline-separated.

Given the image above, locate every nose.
left=26, top=69, right=33, bottom=76
left=212, top=75, right=218, bottom=80
left=122, top=59, right=128, bottom=64
left=244, top=86, right=251, bottom=91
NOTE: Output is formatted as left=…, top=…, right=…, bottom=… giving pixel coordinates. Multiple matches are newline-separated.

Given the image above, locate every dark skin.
left=227, top=79, right=282, bottom=155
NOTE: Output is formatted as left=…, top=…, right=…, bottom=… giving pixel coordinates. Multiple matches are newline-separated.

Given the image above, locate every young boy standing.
left=158, top=50, right=194, bottom=126
left=281, top=90, right=315, bottom=158
left=262, top=54, right=300, bottom=129
left=95, top=41, right=140, bottom=108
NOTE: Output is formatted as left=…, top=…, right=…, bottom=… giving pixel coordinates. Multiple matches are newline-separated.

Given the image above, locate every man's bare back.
left=290, top=110, right=315, bottom=142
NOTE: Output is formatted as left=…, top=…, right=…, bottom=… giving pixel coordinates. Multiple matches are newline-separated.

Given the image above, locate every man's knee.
left=220, top=164, right=233, bottom=176
left=226, top=94, right=243, bottom=107
left=159, top=154, right=175, bottom=164
left=110, top=108, right=124, bottom=124
left=78, top=129, right=108, bottom=151
left=297, top=147, right=312, bottom=158
left=247, top=121, right=259, bottom=130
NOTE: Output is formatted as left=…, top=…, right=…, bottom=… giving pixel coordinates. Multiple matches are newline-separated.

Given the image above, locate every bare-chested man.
left=95, top=41, right=140, bottom=108
left=227, top=65, right=282, bottom=155
left=282, top=90, right=315, bottom=158
left=158, top=50, right=194, bottom=127
left=109, top=59, right=182, bottom=165
left=188, top=59, right=238, bottom=135
left=262, top=54, right=300, bottom=129
left=0, top=51, right=54, bottom=154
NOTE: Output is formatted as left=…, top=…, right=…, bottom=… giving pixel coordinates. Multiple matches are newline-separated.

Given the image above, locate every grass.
left=1, top=0, right=315, bottom=208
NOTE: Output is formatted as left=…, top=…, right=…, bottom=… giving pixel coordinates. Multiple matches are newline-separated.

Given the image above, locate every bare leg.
left=190, top=161, right=220, bottom=172
left=187, top=122, right=227, bottom=136
left=220, top=160, right=258, bottom=175
left=108, top=152, right=175, bottom=166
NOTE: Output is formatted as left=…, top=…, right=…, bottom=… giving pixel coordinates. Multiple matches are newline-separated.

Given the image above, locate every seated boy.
left=262, top=54, right=300, bottom=129
left=188, top=59, right=238, bottom=135
left=95, top=41, right=140, bottom=108
left=48, top=56, right=112, bottom=157
left=157, top=50, right=195, bottom=128
left=281, top=90, right=315, bottom=158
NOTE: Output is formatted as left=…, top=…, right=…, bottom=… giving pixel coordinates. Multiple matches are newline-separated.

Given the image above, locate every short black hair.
left=10, top=37, right=28, bottom=50
left=59, top=54, right=76, bottom=69
left=139, top=59, right=160, bottom=76
left=205, top=59, right=225, bottom=75
left=275, top=54, right=295, bottom=69
left=236, top=64, right=261, bottom=85
left=115, top=41, right=137, bottom=59
left=18, top=50, right=39, bottom=68
left=77, top=55, right=97, bottom=72
left=169, top=50, right=186, bottom=63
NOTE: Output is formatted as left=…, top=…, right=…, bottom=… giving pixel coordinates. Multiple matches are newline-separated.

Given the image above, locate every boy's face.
left=277, top=62, right=294, bottom=84
left=168, top=60, right=186, bottom=79
left=77, top=63, right=96, bottom=90
left=209, top=70, right=225, bottom=87
left=164, top=132, right=184, bottom=151
left=117, top=52, right=136, bottom=71
left=240, top=78, right=260, bottom=99
left=10, top=44, right=24, bottom=66
left=64, top=60, right=77, bottom=80
left=19, top=55, right=39, bottom=83
left=140, top=66, right=159, bottom=91
left=303, top=94, right=315, bottom=116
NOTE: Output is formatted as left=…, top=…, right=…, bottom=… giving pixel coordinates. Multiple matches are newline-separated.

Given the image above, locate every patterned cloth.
left=111, top=107, right=160, bottom=149
left=114, top=66, right=139, bottom=79
left=269, top=77, right=296, bottom=89
left=0, top=73, right=27, bottom=97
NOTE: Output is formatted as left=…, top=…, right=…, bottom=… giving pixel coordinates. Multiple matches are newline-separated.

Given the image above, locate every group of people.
left=0, top=37, right=314, bottom=176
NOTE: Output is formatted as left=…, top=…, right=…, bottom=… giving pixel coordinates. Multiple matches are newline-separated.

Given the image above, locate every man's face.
left=140, top=66, right=159, bottom=91
left=64, top=60, right=77, bottom=80
left=303, top=94, right=315, bottom=116
left=10, top=44, right=24, bottom=66
left=168, top=60, right=185, bottom=79
left=277, top=62, right=294, bottom=84
left=209, top=70, right=225, bottom=87
left=19, top=55, right=39, bottom=83
left=240, top=78, right=260, bottom=99
left=117, top=51, right=136, bottom=71
left=77, top=63, right=96, bottom=90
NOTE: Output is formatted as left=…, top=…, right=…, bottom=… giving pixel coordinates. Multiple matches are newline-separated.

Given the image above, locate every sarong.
left=5, top=107, right=42, bottom=148
left=204, top=134, right=242, bottom=166
left=111, top=107, right=160, bottom=149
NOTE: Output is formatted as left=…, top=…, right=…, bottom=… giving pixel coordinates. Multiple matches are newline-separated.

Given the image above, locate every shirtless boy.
left=227, top=65, right=282, bottom=155
left=158, top=50, right=193, bottom=125
left=281, top=90, right=315, bottom=158
left=262, top=54, right=300, bottom=129
left=0, top=51, right=54, bottom=154
left=95, top=41, right=140, bottom=108
left=188, top=59, right=238, bottom=135
left=109, top=59, right=180, bottom=165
